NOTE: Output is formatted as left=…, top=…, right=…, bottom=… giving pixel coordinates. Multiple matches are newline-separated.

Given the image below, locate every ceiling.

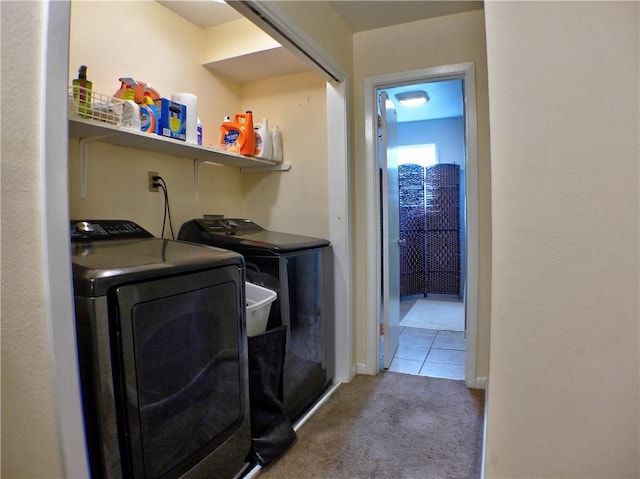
left=156, top=1, right=481, bottom=121
left=329, top=1, right=483, bottom=33
left=386, top=79, right=464, bottom=123
left=157, top=1, right=243, bottom=29
left=157, top=1, right=483, bottom=32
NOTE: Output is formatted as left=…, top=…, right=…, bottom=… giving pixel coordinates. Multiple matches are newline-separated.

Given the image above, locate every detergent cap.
left=142, top=86, right=154, bottom=105
left=78, top=65, right=88, bottom=80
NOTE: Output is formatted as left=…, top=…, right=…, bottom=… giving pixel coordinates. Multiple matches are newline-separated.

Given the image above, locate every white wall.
left=273, top=0, right=353, bottom=78
left=68, top=1, right=327, bottom=238
left=69, top=1, right=243, bottom=149
left=68, top=0, right=245, bottom=234
left=352, top=9, right=492, bottom=379
left=483, top=2, right=639, bottom=477
left=241, top=72, right=328, bottom=238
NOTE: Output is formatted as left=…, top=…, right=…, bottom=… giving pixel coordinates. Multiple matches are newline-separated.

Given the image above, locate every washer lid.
left=186, top=218, right=330, bottom=254
left=72, top=237, right=243, bottom=296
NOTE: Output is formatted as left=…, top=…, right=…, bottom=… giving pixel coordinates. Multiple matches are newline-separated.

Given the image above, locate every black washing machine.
left=178, top=217, right=334, bottom=422
left=71, top=219, right=251, bottom=479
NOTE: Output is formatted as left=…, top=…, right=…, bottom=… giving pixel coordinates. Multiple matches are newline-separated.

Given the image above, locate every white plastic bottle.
left=121, top=100, right=141, bottom=132
left=271, top=124, right=282, bottom=162
left=254, top=118, right=273, bottom=160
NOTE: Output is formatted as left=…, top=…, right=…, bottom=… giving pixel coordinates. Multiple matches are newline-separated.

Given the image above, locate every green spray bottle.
left=72, top=65, right=93, bottom=118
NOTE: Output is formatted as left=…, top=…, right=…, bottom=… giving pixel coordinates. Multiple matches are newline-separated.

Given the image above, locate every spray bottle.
left=72, top=65, right=93, bottom=118
left=121, top=99, right=141, bottom=132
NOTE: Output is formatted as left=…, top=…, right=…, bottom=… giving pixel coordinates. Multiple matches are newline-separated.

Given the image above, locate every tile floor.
left=385, top=299, right=466, bottom=380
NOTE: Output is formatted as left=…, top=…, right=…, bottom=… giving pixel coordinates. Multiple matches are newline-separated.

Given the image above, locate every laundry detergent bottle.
left=139, top=88, right=159, bottom=134
left=254, top=118, right=273, bottom=160
left=221, top=111, right=255, bottom=155
left=220, top=116, right=237, bottom=148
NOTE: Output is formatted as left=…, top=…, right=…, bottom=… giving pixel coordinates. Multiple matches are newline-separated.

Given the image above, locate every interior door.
left=379, top=91, right=400, bottom=370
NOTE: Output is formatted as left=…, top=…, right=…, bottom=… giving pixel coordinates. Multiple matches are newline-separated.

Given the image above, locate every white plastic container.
left=245, top=282, right=277, bottom=336
left=271, top=124, right=282, bottom=162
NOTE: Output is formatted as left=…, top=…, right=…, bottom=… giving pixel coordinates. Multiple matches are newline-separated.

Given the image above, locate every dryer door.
left=115, top=266, right=248, bottom=479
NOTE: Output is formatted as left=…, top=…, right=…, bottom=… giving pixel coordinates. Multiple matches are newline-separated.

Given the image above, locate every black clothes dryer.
left=178, top=218, right=334, bottom=422
left=71, top=219, right=250, bottom=479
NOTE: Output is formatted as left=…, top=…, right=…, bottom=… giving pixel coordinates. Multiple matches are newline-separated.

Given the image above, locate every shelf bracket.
left=240, top=163, right=292, bottom=174
left=194, top=158, right=224, bottom=203
left=79, top=134, right=116, bottom=200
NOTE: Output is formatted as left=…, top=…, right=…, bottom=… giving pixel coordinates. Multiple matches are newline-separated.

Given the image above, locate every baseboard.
left=474, top=376, right=487, bottom=389
left=293, top=383, right=341, bottom=431
left=357, top=362, right=486, bottom=388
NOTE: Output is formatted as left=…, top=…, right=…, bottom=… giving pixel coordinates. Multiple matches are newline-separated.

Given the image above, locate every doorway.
left=385, top=79, right=467, bottom=379
left=365, top=63, right=480, bottom=387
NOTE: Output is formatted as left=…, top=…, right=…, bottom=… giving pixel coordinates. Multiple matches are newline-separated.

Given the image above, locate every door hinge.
left=380, top=322, right=385, bottom=335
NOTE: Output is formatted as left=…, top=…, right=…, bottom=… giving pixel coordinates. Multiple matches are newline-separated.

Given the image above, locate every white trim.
left=474, top=377, right=488, bottom=390
left=480, top=377, right=489, bottom=479
left=292, top=382, right=342, bottom=431
left=327, top=80, right=354, bottom=382
left=349, top=363, right=358, bottom=380
left=41, top=1, right=90, bottom=476
left=363, top=77, right=382, bottom=376
left=363, top=63, right=480, bottom=385
left=461, top=63, right=480, bottom=389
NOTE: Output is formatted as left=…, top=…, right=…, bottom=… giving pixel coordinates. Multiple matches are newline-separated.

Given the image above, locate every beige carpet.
left=257, top=372, right=484, bottom=479
left=399, top=299, right=465, bottom=331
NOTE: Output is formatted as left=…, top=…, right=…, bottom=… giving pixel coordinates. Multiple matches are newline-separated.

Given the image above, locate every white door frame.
left=41, top=0, right=91, bottom=476
left=364, top=63, right=480, bottom=387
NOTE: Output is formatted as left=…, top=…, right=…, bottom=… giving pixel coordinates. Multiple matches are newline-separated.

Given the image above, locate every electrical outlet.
left=148, top=171, right=159, bottom=192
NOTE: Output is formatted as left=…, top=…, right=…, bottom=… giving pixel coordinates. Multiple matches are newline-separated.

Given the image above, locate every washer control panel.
left=201, top=218, right=263, bottom=236
left=71, top=220, right=153, bottom=241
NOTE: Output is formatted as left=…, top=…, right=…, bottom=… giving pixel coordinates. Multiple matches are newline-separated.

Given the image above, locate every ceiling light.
left=395, top=90, right=429, bottom=107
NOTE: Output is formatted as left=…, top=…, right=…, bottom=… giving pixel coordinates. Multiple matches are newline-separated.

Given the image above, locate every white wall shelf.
left=70, top=117, right=291, bottom=199
left=69, top=117, right=281, bottom=168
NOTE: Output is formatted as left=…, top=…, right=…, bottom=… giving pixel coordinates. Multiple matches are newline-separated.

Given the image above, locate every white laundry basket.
left=245, top=282, right=277, bottom=337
